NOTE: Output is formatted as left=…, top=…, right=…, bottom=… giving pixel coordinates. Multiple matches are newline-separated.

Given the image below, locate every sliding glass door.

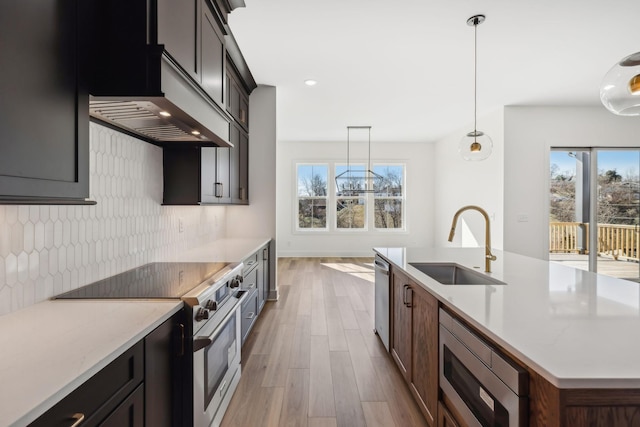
left=549, top=149, right=639, bottom=282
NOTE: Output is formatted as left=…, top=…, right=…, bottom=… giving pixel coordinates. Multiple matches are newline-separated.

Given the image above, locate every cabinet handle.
left=178, top=323, right=185, bottom=357
left=69, top=413, right=85, bottom=427
left=246, top=312, right=255, bottom=320
left=215, top=182, right=223, bottom=198
left=247, top=282, right=256, bottom=289
left=403, top=285, right=412, bottom=308
left=247, top=260, right=256, bottom=267
left=263, top=247, right=268, bottom=260
left=240, top=187, right=246, bottom=200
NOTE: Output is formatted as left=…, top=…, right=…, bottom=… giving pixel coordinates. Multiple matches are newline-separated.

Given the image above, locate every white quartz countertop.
left=374, top=247, right=640, bottom=389
left=0, top=237, right=271, bottom=427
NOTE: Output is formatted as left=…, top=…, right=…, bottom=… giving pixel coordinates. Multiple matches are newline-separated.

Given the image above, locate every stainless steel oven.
left=439, top=309, right=528, bottom=427
left=192, top=289, right=246, bottom=427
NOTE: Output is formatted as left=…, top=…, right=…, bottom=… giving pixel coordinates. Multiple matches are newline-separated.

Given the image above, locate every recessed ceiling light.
left=191, top=130, right=201, bottom=135
left=304, top=79, right=317, bottom=86
left=159, top=111, right=171, bottom=117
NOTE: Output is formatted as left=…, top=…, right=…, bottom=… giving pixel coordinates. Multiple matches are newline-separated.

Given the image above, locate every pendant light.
left=335, top=126, right=384, bottom=196
left=600, top=52, right=640, bottom=116
left=459, top=14, right=493, bottom=161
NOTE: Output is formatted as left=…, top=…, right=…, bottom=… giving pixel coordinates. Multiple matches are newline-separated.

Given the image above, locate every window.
left=336, top=164, right=366, bottom=229
left=296, top=162, right=405, bottom=233
left=296, top=164, right=328, bottom=230
left=374, top=164, right=404, bottom=229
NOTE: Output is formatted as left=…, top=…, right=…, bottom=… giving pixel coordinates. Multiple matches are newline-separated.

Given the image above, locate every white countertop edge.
left=6, top=301, right=183, bottom=427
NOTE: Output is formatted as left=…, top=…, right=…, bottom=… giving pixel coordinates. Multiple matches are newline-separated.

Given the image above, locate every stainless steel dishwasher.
left=374, top=255, right=390, bottom=351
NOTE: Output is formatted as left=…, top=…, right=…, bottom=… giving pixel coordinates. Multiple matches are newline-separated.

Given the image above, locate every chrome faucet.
left=448, top=205, right=497, bottom=273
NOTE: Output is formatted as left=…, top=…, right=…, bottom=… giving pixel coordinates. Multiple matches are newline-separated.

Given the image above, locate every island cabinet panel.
left=390, top=268, right=438, bottom=426
left=529, top=370, right=640, bottom=427
left=437, top=401, right=460, bottom=427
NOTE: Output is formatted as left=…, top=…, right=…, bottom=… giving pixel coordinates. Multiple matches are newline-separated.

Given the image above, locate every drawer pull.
left=246, top=312, right=255, bottom=320
left=69, top=413, right=85, bottom=427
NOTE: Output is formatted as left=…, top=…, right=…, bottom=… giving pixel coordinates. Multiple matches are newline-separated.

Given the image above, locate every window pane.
left=298, top=165, right=328, bottom=197
left=336, top=164, right=366, bottom=195
left=373, top=165, right=403, bottom=196
left=336, top=198, right=366, bottom=229
left=298, top=198, right=327, bottom=229
left=375, top=199, right=403, bottom=229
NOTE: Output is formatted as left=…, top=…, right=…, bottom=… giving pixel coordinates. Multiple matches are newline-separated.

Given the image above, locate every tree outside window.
left=374, top=165, right=404, bottom=229
left=297, top=164, right=328, bottom=229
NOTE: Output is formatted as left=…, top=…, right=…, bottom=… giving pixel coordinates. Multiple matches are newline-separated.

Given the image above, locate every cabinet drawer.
left=243, top=252, right=259, bottom=275
left=30, top=341, right=144, bottom=427
left=241, top=288, right=259, bottom=345
left=242, top=265, right=258, bottom=292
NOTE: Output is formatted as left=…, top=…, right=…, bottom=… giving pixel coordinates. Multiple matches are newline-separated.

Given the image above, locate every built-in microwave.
left=439, top=309, right=529, bottom=427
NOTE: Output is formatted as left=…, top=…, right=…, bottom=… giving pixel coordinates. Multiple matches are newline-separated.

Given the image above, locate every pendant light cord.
left=474, top=19, right=477, bottom=133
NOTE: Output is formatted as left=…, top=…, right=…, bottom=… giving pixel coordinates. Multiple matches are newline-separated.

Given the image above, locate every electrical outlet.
left=517, top=213, right=529, bottom=223
left=179, top=270, right=184, bottom=285
left=179, top=218, right=184, bottom=233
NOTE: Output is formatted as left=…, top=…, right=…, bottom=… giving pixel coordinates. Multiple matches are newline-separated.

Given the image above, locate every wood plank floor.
left=221, top=257, right=429, bottom=427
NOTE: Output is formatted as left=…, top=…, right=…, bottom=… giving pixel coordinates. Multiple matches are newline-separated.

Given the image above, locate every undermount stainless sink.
left=409, top=262, right=505, bottom=285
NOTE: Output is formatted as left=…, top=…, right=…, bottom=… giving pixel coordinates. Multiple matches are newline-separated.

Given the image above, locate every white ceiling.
left=228, top=0, right=640, bottom=143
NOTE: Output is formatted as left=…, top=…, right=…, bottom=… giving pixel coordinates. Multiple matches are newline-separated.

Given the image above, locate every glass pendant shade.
left=459, top=130, right=492, bottom=161
left=600, top=51, right=640, bottom=116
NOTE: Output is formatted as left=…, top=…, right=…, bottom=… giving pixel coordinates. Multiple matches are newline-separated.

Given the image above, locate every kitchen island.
left=374, top=246, right=640, bottom=426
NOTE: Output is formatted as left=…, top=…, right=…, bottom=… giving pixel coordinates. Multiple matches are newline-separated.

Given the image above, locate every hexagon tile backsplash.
left=0, top=122, right=227, bottom=315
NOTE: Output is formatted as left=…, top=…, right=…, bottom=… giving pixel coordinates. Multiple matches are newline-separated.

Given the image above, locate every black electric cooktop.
left=54, top=262, right=230, bottom=299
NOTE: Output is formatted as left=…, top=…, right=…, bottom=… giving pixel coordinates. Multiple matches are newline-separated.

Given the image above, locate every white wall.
left=276, top=139, right=434, bottom=257
left=504, top=106, right=640, bottom=259
left=433, top=108, right=505, bottom=251
left=226, top=85, right=277, bottom=240
left=0, top=123, right=228, bottom=315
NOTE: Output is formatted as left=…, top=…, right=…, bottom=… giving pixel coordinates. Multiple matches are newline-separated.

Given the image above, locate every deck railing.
left=549, top=222, right=639, bottom=261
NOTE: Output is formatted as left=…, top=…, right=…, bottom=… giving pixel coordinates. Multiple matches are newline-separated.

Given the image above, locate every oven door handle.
left=193, top=336, right=212, bottom=353
left=193, top=292, right=247, bottom=353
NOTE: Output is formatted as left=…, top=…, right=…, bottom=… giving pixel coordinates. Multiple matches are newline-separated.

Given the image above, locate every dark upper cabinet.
left=226, top=61, right=250, bottom=131
left=157, top=0, right=199, bottom=81
left=0, top=0, right=91, bottom=203
left=201, top=1, right=226, bottom=107
left=163, top=146, right=235, bottom=205
left=229, top=123, right=249, bottom=204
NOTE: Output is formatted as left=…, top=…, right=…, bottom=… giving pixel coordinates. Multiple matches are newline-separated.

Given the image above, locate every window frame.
left=295, top=163, right=329, bottom=232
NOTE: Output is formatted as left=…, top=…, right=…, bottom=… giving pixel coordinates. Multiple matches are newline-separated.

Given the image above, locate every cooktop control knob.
left=230, top=275, right=243, bottom=288
left=195, top=308, right=209, bottom=322
left=205, top=300, right=218, bottom=311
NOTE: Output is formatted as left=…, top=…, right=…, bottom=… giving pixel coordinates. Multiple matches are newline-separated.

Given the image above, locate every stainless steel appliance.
left=439, top=309, right=528, bottom=427
left=55, top=261, right=246, bottom=427
left=374, top=255, right=390, bottom=351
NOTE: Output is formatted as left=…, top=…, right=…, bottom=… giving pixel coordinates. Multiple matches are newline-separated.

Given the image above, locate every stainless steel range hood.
left=90, top=53, right=232, bottom=147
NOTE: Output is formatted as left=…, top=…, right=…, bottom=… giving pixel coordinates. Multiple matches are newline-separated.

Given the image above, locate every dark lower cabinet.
left=29, top=341, right=144, bottom=427
left=100, top=385, right=144, bottom=427
left=30, top=312, right=184, bottom=427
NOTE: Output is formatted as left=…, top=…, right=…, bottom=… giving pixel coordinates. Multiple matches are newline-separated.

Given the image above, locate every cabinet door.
left=201, top=0, right=225, bottom=106
left=163, top=147, right=201, bottom=205
left=411, top=286, right=439, bottom=426
left=229, top=123, right=249, bottom=204
left=157, top=0, right=198, bottom=81
left=259, top=244, right=269, bottom=310
left=99, top=384, right=144, bottom=427
left=216, top=147, right=231, bottom=202
left=238, top=129, right=249, bottom=203
left=0, top=0, right=89, bottom=202
left=241, top=288, right=259, bottom=345
left=437, top=401, right=461, bottom=427
left=391, top=270, right=412, bottom=381
left=200, top=147, right=218, bottom=204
